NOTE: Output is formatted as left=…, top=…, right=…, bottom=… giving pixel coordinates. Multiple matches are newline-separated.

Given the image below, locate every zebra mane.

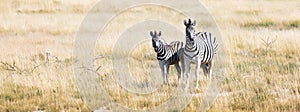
left=196, top=32, right=202, bottom=36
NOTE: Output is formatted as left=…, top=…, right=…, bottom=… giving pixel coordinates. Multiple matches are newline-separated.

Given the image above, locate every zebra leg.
left=195, top=59, right=200, bottom=88
left=184, top=60, right=190, bottom=92
left=175, top=63, right=181, bottom=82
left=159, top=63, right=166, bottom=84
left=202, top=63, right=208, bottom=80
left=166, top=64, right=170, bottom=84
left=208, top=60, right=214, bottom=81
left=180, top=57, right=185, bottom=79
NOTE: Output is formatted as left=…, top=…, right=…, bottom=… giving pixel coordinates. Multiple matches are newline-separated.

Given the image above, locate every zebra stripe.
left=200, top=32, right=218, bottom=63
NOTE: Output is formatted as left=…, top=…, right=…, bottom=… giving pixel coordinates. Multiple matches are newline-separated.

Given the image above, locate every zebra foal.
left=183, top=19, right=218, bottom=90
left=150, top=30, right=184, bottom=84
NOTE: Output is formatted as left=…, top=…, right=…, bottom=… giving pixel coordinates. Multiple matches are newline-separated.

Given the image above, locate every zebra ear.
left=184, top=19, right=188, bottom=26
left=150, top=31, right=154, bottom=37
left=188, top=19, right=192, bottom=24
left=193, top=20, right=197, bottom=26
left=158, top=31, right=161, bottom=36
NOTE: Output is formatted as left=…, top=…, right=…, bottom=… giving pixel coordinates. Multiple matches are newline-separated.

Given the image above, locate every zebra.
left=150, top=30, right=185, bottom=84
left=183, top=19, right=218, bottom=90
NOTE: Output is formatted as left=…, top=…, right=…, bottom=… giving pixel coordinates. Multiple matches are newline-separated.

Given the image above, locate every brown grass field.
left=0, top=0, right=300, bottom=111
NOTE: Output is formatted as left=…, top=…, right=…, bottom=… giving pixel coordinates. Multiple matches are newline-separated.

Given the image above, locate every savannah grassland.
left=0, top=0, right=300, bottom=111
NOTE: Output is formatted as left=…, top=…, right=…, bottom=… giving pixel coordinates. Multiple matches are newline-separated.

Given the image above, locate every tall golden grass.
left=0, top=0, right=299, bottom=111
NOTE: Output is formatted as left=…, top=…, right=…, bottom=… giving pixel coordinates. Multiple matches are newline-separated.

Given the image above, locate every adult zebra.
left=150, top=31, right=184, bottom=84
left=183, top=19, right=218, bottom=90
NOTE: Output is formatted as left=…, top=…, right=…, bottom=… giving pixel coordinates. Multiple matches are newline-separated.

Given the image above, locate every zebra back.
left=157, top=41, right=184, bottom=64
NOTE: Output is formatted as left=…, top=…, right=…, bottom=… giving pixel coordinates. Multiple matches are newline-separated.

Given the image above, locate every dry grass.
left=0, top=0, right=300, bottom=111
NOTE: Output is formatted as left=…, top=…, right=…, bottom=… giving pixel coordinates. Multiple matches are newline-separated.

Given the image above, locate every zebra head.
left=184, top=19, right=197, bottom=45
left=150, top=31, right=165, bottom=52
